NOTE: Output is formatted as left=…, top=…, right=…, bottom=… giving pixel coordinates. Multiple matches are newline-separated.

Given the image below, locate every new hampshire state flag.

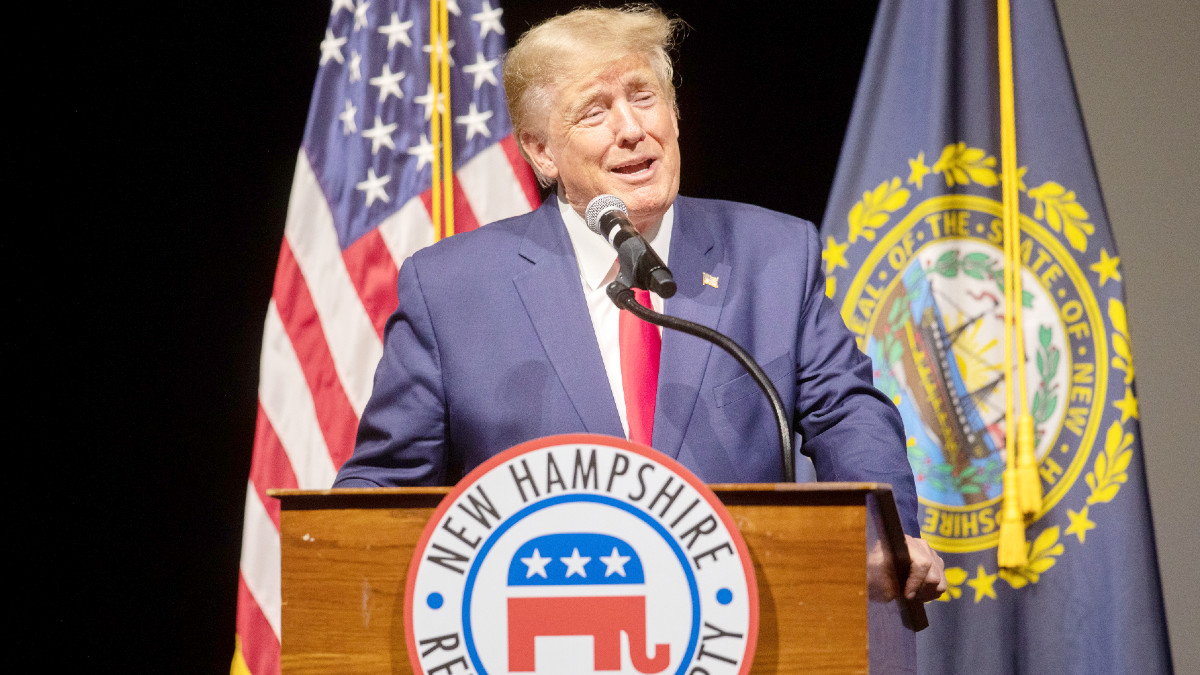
left=821, top=1, right=1171, bottom=672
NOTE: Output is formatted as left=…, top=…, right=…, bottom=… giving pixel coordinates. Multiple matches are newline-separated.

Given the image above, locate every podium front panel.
left=275, top=484, right=920, bottom=674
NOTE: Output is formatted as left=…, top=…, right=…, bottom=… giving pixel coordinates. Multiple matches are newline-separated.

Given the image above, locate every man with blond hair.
left=336, top=4, right=946, bottom=602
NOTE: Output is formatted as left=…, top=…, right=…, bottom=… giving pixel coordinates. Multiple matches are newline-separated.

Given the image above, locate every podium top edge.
left=267, top=482, right=894, bottom=498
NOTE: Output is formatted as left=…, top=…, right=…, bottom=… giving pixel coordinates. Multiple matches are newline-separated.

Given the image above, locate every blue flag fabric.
left=820, top=1, right=1171, bottom=672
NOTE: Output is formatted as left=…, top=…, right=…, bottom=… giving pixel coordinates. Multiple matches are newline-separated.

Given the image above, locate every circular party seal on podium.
left=405, top=434, right=759, bottom=675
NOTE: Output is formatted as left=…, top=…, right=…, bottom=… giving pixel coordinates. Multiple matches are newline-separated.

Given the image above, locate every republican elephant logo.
left=403, top=437, right=757, bottom=675
left=505, top=533, right=669, bottom=673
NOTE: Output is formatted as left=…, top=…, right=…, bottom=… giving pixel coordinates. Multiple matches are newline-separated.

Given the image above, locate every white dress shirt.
left=557, top=196, right=674, bottom=438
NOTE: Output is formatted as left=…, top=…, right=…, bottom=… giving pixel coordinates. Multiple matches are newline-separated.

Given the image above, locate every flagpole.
left=997, top=0, right=1033, bottom=569
left=429, top=0, right=443, bottom=241
left=438, top=0, right=455, bottom=238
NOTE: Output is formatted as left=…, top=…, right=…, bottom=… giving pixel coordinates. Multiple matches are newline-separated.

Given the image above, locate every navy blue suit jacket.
left=334, top=196, right=918, bottom=534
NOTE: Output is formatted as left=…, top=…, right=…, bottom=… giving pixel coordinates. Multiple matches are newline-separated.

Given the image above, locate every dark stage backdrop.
left=60, top=1, right=878, bottom=669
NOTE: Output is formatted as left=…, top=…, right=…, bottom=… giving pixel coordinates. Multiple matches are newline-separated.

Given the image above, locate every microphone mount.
left=586, top=195, right=676, bottom=298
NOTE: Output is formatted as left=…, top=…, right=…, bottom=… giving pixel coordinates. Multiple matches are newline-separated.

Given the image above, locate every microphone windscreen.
left=584, top=194, right=628, bottom=236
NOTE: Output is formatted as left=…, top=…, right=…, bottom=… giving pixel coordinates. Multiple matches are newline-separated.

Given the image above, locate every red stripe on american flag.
left=450, top=177, right=482, bottom=234
left=237, top=572, right=281, bottom=675
left=342, top=229, right=401, bottom=340
left=271, top=241, right=359, bottom=469
left=420, top=177, right=483, bottom=239
left=250, top=404, right=298, bottom=529
left=500, top=135, right=542, bottom=209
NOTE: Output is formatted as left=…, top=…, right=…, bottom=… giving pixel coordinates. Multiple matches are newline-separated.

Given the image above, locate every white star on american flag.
left=414, top=83, right=445, bottom=121
left=362, top=116, right=397, bottom=155
left=319, top=29, right=347, bottom=65
left=456, top=102, right=493, bottom=140
left=378, top=12, right=413, bottom=49
left=422, top=39, right=456, bottom=66
left=338, top=99, right=358, bottom=135
left=348, top=50, right=362, bottom=82
left=353, top=0, right=370, bottom=31
left=330, top=0, right=354, bottom=16
left=407, top=133, right=435, bottom=169
left=472, top=1, right=505, bottom=38
left=370, top=64, right=406, bottom=102
left=356, top=168, right=390, bottom=206
left=462, top=52, right=499, bottom=90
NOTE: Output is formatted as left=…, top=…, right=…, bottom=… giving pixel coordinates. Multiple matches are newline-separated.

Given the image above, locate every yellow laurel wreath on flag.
left=1108, top=298, right=1135, bottom=384
left=998, top=526, right=1064, bottom=588
left=1027, top=181, right=1095, bottom=252
left=932, top=142, right=1000, bottom=187
left=1086, top=421, right=1133, bottom=505
left=847, top=177, right=910, bottom=243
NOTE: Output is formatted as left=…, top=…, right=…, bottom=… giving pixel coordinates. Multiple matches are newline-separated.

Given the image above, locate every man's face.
left=521, top=54, right=681, bottom=231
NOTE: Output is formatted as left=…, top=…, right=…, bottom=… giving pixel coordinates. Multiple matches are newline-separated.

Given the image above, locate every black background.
left=56, top=1, right=879, bottom=669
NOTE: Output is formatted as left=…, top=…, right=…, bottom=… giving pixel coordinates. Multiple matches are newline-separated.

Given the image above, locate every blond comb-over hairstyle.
left=503, top=4, right=684, bottom=186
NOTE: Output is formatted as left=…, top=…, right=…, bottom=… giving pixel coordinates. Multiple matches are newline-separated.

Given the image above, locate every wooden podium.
left=273, top=483, right=926, bottom=674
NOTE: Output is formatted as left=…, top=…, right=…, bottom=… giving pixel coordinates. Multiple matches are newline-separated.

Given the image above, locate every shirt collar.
left=558, top=195, right=674, bottom=291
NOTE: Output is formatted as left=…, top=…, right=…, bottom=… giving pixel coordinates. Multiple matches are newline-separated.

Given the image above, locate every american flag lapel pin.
left=702, top=272, right=719, bottom=289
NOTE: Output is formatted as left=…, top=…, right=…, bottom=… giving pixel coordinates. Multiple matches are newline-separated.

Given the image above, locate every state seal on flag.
left=404, top=434, right=758, bottom=674
left=825, top=143, right=1115, bottom=557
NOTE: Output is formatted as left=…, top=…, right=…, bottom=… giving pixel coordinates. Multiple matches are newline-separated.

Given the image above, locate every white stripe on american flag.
left=457, top=142, right=539, bottom=225
left=239, top=483, right=282, bottom=640
left=283, top=152, right=383, bottom=417
left=258, top=301, right=339, bottom=488
left=376, top=196, right=436, bottom=270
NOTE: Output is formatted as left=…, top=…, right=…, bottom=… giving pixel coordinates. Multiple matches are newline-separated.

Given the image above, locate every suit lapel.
left=513, top=198, right=626, bottom=437
left=654, top=197, right=730, bottom=458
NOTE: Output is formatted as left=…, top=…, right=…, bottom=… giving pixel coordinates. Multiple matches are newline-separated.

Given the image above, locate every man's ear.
left=519, top=131, right=558, bottom=182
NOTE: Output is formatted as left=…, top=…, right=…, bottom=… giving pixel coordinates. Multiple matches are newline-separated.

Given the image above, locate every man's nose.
left=611, top=100, right=646, bottom=146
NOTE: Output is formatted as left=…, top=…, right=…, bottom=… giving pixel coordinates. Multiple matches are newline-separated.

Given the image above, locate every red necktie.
left=620, top=288, right=661, bottom=446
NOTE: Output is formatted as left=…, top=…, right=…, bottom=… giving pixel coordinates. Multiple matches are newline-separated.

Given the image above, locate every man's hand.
left=904, top=534, right=947, bottom=602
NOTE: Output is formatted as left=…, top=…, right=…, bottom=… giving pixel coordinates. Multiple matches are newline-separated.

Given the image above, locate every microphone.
left=584, top=195, right=676, bottom=298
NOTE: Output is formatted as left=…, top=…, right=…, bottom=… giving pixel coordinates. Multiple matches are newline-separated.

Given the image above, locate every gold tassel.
left=1016, top=414, right=1043, bottom=516
left=998, top=468, right=1029, bottom=568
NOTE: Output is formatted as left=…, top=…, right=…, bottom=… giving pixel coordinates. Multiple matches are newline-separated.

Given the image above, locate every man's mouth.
left=612, top=158, right=655, bottom=175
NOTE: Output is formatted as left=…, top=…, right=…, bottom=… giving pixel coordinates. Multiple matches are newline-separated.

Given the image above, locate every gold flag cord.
left=997, top=0, right=1042, bottom=569
left=429, top=0, right=455, bottom=241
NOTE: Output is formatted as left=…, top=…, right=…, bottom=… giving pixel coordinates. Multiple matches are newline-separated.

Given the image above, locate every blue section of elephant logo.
left=508, top=533, right=645, bottom=586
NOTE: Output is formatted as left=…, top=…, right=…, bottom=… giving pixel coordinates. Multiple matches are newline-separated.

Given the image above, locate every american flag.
left=233, top=1, right=538, bottom=672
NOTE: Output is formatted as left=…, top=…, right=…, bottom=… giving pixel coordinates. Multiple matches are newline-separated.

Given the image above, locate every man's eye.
left=633, top=92, right=655, bottom=104
left=583, top=107, right=605, bottom=120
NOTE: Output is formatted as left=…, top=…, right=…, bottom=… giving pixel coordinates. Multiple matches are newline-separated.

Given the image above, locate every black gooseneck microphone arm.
left=608, top=272, right=796, bottom=484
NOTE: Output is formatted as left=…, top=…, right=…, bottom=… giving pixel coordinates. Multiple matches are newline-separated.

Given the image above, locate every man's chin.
left=620, top=189, right=675, bottom=230
left=562, top=181, right=676, bottom=229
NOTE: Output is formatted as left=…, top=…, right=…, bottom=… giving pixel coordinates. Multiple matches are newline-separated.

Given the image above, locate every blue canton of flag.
left=820, top=1, right=1171, bottom=673
left=234, top=2, right=538, bottom=674
left=307, top=0, right=529, bottom=250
